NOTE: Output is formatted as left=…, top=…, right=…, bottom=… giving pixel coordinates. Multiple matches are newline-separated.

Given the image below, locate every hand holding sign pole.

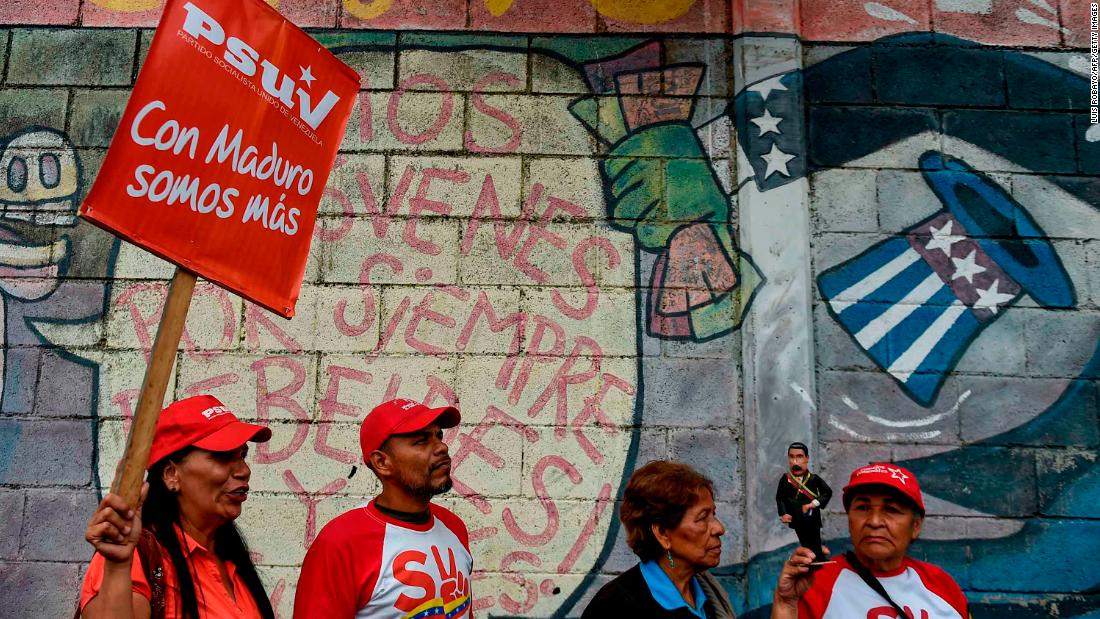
left=80, top=0, right=359, bottom=506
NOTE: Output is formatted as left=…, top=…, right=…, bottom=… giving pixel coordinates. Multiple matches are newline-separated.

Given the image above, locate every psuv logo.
left=200, top=405, right=232, bottom=420
left=180, top=1, right=341, bottom=130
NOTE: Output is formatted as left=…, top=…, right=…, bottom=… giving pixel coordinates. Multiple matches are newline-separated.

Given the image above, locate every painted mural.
left=782, top=36, right=1099, bottom=617
left=0, top=1, right=1095, bottom=618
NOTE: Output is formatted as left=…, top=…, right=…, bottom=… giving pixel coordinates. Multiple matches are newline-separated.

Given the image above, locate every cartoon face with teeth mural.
left=0, top=126, right=118, bottom=494
left=0, top=129, right=78, bottom=307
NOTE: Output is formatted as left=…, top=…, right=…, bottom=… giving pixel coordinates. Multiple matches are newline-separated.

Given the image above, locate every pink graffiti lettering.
left=528, top=336, right=601, bottom=432
left=471, top=570, right=493, bottom=613
left=449, top=405, right=539, bottom=513
left=404, top=286, right=469, bottom=355
left=465, top=72, right=523, bottom=154
left=252, top=356, right=309, bottom=464
left=387, top=74, right=453, bottom=145
left=502, top=455, right=581, bottom=546
left=423, top=375, right=458, bottom=409
left=111, top=389, right=141, bottom=435
left=317, top=155, right=354, bottom=243
left=112, top=283, right=162, bottom=357
left=333, top=287, right=376, bottom=337
left=113, top=282, right=236, bottom=360
left=368, top=165, right=414, bottom=239
left=571, top=373, right=635, bottom=464
left=460, top=179, right=543, bottom=259
left=315, top=365, right=372, bottom=464
left=268, top=578, right=287, bottom=619
left=404, top=167, right=470, bottom=255
left=551, top=236, right=620, bottom=320
left=511, top=196, right=588, bottom=283
left=457, top=290, right=525, bottom=388
left=507, top=315, right=565, bottom=405
left=356, top=92, right=373, bottom=143
left=557, top=482, right=613, bottom=573
left=376, top=294, right=412, bottom=353
left=319, top=185, right=354, bottom=242
left=283, top=470, right=348, bottom=549
left=498, top=551, right=541, bottom=614
left=512, top=220, right=565, bottom=284
left=183, top=372, right=240, bottom=396
left=189, top=285, right=238, bottom=356
left=244, top=302, right=304, bottom=354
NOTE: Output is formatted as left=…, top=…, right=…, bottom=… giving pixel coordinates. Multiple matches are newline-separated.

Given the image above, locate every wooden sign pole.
left=110, top=267, right=198, bottom=506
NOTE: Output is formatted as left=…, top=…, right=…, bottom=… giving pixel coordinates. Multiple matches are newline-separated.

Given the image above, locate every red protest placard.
left=81, top=0, right=359, bottom=317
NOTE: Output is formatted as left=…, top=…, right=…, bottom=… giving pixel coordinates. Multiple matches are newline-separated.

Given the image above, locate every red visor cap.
left=360, top=399, right=461, bottom=457
left=842, top=462, right=925, bottom=515
left=147, top=395, right=272, bottom=468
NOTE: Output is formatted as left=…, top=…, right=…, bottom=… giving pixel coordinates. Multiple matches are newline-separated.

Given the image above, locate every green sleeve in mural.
left=604, top=123, right=728, bottom=249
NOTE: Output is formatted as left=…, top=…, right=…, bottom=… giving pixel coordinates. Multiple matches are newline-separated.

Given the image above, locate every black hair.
left=788, top=442, right=809, bottom=456
left=145, top=447, right=275, bottom=619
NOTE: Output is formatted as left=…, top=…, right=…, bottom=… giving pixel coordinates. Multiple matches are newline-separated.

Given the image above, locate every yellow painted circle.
left=86, top=0, right=160, bottom=11
left=344, top=0, right=394, bottom=20
left=590, top=0, right=697, bottom=24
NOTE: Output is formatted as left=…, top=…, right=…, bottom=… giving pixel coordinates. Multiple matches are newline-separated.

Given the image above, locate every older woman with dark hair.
left=78, top=395, right=275, bottom=619
left=582, top=460, right=736, bottom=619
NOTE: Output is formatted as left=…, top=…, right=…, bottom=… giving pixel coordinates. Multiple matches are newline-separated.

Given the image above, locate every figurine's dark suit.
left=776, top=471, right=832, bottom=559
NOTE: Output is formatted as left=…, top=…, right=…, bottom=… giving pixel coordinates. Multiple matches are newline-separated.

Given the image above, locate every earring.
left=667, top=549, right=675, bottom=568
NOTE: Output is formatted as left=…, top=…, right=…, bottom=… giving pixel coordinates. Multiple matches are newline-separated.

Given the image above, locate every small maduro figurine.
left=776, top=442, right=832, bottom=560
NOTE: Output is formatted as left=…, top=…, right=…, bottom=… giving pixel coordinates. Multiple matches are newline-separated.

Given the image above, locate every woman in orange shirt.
left=79, top=395, right=275, bottom=619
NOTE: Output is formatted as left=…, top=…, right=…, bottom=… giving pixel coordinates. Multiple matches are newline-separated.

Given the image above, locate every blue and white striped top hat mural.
left=817, top=151, right=1075, bottom=407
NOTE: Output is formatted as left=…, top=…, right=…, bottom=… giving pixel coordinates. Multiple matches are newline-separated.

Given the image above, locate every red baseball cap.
left=360, top=399, right=461, bottom=457
left=842, top=462, right=925, bottom=515
left=147, top=395, right=272, bottom=468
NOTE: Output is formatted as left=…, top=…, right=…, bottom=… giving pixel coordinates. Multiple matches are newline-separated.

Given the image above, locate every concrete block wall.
left=0, top=1, right=1095, bottom=617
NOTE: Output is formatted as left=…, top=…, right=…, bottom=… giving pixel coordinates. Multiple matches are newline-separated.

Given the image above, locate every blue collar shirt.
left=639, top=559, right=709, bottom=619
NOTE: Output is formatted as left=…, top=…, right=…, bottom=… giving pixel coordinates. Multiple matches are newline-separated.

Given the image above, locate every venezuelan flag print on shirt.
left=402, top=593, right=472, bottom=619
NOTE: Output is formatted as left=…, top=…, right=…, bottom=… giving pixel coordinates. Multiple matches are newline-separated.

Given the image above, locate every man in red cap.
left=293, top=398, right=473, bottom=619
left=770, top=463, right=970, bottom=619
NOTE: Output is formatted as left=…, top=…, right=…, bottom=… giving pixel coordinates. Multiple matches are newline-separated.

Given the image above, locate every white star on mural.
left=748, top=75, right=788, bottom=102
left=925, top=221, right=964, bottom=257
left=889, top=467, right=909, bottom=485
left=974, top=279, right=1016, bottom=315
left=299, top=65, right=316, bottom=87
left=761, top=143, right=795, bottom=178
left=750, top=109, right=783, bottom=136
left=951, top=249, right=987, bottom=284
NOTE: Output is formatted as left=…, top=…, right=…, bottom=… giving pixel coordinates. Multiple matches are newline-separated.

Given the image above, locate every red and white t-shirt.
left=293, top=500, right=473, bottom=619
left=799, top=555, right=969, bottom=619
